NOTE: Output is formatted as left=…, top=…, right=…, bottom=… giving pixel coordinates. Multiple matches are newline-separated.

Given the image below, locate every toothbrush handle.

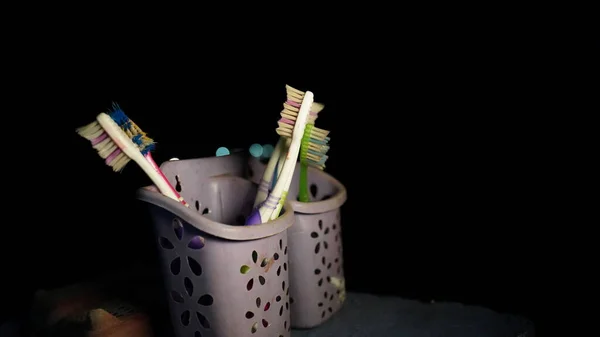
left=275, top=138, right=290, bottom=185
left=270, top=163, right=293, bottom=220
left=144, top=153, right=189, bottom=207
left=254, top=137, right=285, bottom=207
left=298, top=161, right=310, bottom=202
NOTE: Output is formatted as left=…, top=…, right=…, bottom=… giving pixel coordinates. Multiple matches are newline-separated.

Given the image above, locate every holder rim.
left=136, top=176, right=294, bottom=241
left=248, top=157, right=347, bottom=215
left=288, top=166, right=347, bottom=214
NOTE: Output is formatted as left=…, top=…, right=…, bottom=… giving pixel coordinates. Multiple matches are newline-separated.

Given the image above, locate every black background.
left=1, top=26, right=545, bottom=332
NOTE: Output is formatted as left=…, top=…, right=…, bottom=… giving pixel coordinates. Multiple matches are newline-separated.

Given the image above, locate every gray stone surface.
left=292, top=292, right=534, bottom=337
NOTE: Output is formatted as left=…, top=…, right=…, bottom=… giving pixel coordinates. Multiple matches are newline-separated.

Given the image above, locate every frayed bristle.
left=76, top=120, right=132, bottom=172
left=307, top=142, right=330, bottom=154
left=108, top=102, right=131, bottom=129
left=300, top=124, right=330, bottom=170
left=108, top=103, right=155, bottom=155
left=276, top=85, right=325, bottom=138
left=76, top=120, right=104, bottom=140
left=308, top=126, right=329, bottom=139
left=285, top=84, right=305, bottom=103
left=306, top=102, right=325, bottom=124
left=305, top=153, right=328, bottom=170
left=311, top=102, right=324, bottom=114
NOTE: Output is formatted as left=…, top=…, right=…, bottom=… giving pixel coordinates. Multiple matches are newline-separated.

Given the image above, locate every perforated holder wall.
left=137, top=154, right=294, bottom=337
left=248, top=158, right=348, bottom=329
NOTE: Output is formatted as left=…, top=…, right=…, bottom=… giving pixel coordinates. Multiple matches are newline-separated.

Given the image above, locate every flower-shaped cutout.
left=240, top=250, right=271, bottom=290
left=317, top=276, right=346, bottom=319
left=310, top=219, right=330, bottom=254
left=270, top=238, right=291, bottom=334
left=245, top=296, right=274, bottom=334
left=172, top=289, right=214, bottom=330
left=240, top=249, right=276, bottom=334
left=162, top=218, right=213, bottom=332
left=313, top=220, right=338, bottom=288
left=271, top=238, right=290, bottom=323
left=160, top=218, right=206, bottom=277
left=275, top=238, right=288, bottom=278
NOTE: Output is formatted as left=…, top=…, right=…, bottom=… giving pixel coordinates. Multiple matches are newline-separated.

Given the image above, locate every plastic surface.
left=248, top=157, right=348, bottom=328
left=137, top=153, right=294, bottom=337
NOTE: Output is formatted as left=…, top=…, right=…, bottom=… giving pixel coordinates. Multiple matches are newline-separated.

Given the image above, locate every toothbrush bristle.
left=300, top=124, right=330, bottom=170
left=306, top=102, right=324, bottom=124
left=76, top=104, right=155, bottom=172
left=311, top=102, right=325, bottom=114
left=76, top=120, right=132, bottom=172
left=276, top=85, right=324, bottom=138
left=107, top=103, right=155, bottom=155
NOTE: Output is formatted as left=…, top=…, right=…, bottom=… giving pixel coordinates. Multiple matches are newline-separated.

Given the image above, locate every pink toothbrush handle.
left=144, top=153, right=189, bottom=207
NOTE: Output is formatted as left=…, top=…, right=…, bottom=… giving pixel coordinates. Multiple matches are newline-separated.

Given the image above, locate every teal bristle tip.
left=308, top=149, right=327, bottom=156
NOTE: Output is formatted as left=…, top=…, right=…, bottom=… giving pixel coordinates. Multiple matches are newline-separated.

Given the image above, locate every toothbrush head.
left=300, top=124, right=330, bottom=170
left=76, top=105, right=155, bottom=172
left=106, top=102, right=156, bottom=155
left=277, top=85, right=324, bottom=138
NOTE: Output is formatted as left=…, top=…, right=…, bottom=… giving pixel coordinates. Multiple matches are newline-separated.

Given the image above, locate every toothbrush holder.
left=248, top=157, right=348, bottom=329
left=137, top=153, right=294, bottom=337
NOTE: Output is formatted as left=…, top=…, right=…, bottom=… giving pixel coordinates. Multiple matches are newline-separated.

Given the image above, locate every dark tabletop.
left=291, top=292, right=534, bottom=337
left=0, top=292, right=534, bottom=337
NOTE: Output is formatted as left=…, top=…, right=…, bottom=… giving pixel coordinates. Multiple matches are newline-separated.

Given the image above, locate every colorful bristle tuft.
left=307, top=102, right=324, bottom=124
left=277, top=85, right=324, bottom=138
left=76, top=119, right=132, bottom=172
left=108, top=103, right=156, bottom=155
left=300, top=124, right=330, bottom=170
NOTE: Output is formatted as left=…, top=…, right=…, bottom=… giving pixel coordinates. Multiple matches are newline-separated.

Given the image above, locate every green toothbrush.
left=298, top=112, right=330, bottom=202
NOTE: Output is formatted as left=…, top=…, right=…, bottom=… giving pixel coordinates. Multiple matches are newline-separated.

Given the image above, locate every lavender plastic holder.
left=137, top=153, right=294, bottom=337
left=248, top=157, right=348, bottom=329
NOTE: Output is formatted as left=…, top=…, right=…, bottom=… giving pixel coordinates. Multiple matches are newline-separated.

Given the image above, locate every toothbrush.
left=76, top=107, right=189, bottom=207
left=254, top=91, right=324, bottom=206
left=273, top=95, right=325, bottom=188
left=285, top=99, right=328, bottom=202
left=298, top=123, right=331, bottom=202
left=245, top=90, right=314, bottom=225
left=104, top=104, right=189, bottom=208
left=271, top=98, right=326, bottom=216
left=268, top=90, right=316, bottom=221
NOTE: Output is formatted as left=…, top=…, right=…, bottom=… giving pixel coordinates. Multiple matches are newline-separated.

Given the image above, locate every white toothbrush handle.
left=270, top=159, right=294, bottom=220
left=96, top=113, right=180, bottom=202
